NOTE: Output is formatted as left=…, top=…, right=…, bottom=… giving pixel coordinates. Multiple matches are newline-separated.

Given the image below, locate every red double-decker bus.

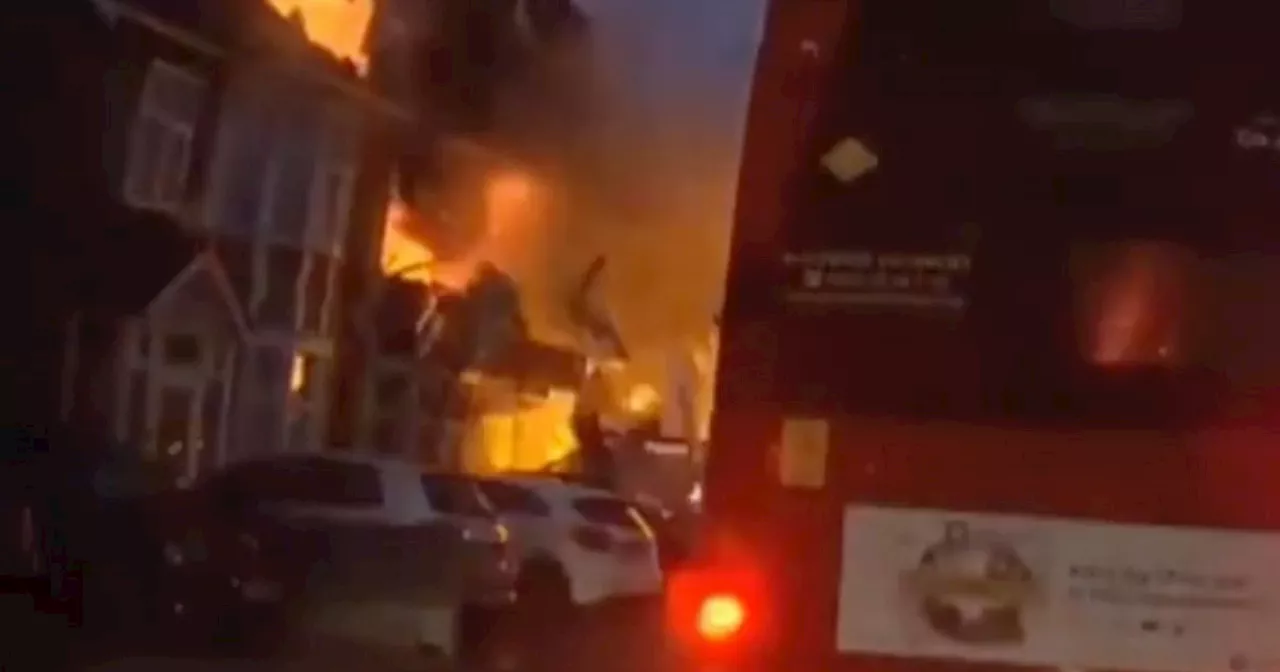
left=668, top=2, right=1280, bottom=672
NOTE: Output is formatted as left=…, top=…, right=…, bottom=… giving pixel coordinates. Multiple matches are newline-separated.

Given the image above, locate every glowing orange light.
left=625, top=384, right=660, bottom=415
left=1087, top=242, right=1188, bottom=365
left=696, top=593, right=747, bottom=642
left=265, top=0, right=373, bottom=74
left=380, top=198, right=437, bottom=284
left=289, top=354, right=307, bottom=393
left=487, top=173, right=534, bottom=205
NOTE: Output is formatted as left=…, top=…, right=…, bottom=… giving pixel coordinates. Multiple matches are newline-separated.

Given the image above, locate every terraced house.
left=61, top=0, right=403, bottom=484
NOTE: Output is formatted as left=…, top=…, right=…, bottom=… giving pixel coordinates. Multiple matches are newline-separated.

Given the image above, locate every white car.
left=474, top=476, right=663, bottom=607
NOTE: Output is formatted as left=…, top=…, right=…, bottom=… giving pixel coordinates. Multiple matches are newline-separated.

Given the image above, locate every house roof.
left=103, top=0, right=410, bottom=119
left=79, top=208, right=203, bottom=317
left=78, top=208, right=247, bottom=334
left=109, top=0, right=268, bottom=48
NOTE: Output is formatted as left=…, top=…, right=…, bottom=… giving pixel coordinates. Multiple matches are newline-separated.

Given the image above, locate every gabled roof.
left=101, top=0, right=410, bottom=119
left=108, top=0, right=268, bottom=49
left=78, top=208, right=247, bottom=336
left=80, top=208, right=203, bottom=317
left=148, top=250, right=250, bottom=337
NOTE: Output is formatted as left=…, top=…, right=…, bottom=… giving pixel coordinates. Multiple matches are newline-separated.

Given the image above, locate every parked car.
left=0, top=426, right=285, bottom=659
left=627, top=498, right=697, bottom=574
left=200, top=454, right=516, bottom=664
left=475, top=476, right=663, bottom=609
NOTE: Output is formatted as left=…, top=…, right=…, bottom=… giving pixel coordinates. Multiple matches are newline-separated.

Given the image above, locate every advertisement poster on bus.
left=836, top=506, right=1280, bottom=672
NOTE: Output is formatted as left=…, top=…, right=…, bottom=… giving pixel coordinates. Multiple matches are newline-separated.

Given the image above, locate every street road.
left=2, top=596, right=666, bottom=672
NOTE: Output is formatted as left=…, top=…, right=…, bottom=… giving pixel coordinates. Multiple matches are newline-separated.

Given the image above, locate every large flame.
left=464, top=391, right=581, bottom=473
left=265, top=0, right=373, bottom=74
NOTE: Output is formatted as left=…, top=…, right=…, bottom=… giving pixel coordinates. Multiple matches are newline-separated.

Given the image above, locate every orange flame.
left=380, top=199, right=486, bottom=291
left=381, top=170, right=547, bottom=292
left=1089, top=243, right=1188, bottom=365
left=265, top=0, right=373, bottom=74
left=380, top=199, right=436, bottom=284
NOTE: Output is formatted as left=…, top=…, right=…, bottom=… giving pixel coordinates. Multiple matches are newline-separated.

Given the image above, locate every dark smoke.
left=391, top=0, right=756, bottom=390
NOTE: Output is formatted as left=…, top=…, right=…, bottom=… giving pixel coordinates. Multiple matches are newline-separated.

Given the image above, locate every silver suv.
left=205, top=453, right=514, bottom=661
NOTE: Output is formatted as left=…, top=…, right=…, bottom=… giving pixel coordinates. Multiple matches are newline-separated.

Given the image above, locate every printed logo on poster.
left=900, top=520, right=1043, bottom=646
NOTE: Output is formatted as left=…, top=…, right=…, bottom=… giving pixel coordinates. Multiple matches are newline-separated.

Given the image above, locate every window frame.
left=295, top=251, right=341, bottom=336
left=364, top=359, right=417, bottom=456
left=124, top=60, right=206, bottom=213
left=307, top=155, right=358, bottom=257
left=285, top=348, right=330, bottom=453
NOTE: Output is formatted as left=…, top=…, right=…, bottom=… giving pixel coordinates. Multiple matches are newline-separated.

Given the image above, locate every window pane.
left=258, top=247, right=302, bottom=327
left=253, top=347, right=288, bottom=396
left=286, top=409, right=313, bottom=453
left=163, top=333, right=201, bottom=366
left=313, top=168, right=353, bottom=253
left=290, top=352, right=324, bottom=402
left=126, top=117, right=164, bottom=204
left=571, top=496, right=641, bottom=530
left=476, top=481, right=549, bottom=516
left=299, top=459, right=383, bottom=506
left=271, top=115, right=318, bottom=244
left=144, top=62, right=206, bottom=124
left=157, top=131, right=190, bottom=207
left=299, top=254, right=333, bottom=334
left=230, top=460, right=309, bottom=503
left=421, top=475, right=491, bottom=517
left=214, top=106, right=275, bottom=236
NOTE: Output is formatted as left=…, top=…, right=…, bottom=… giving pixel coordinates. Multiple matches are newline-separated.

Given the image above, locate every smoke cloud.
left=477, top=0, right=766, bottom=392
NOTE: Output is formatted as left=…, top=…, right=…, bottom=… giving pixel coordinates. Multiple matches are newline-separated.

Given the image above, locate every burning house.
left=361, top=192, right=594, bottom=471
left=242, top=0, right=726, bottom=489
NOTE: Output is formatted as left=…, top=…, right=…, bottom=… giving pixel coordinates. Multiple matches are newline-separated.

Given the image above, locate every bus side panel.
left=697, top=416, right=1280, bottom=672
left=710, top=0, right=854, bottom=514
left=701, top=1, right=859, bottom=666
left=726, top=0, right=853, bottom=254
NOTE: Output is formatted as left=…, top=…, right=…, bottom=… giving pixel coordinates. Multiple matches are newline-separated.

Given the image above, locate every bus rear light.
left=696, top=592, right=748, bottom=642
left=667, top=566, right=770, bottom=654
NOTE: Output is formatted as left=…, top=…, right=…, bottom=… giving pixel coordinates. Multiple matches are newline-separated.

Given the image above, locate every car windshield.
left=422, top=474, right=493, bottom=518
left=771, top=0, right=1280, bottom=429
left=477, top=481, right=551, bottom=516
left=572, top=496, right=643, bottom=531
